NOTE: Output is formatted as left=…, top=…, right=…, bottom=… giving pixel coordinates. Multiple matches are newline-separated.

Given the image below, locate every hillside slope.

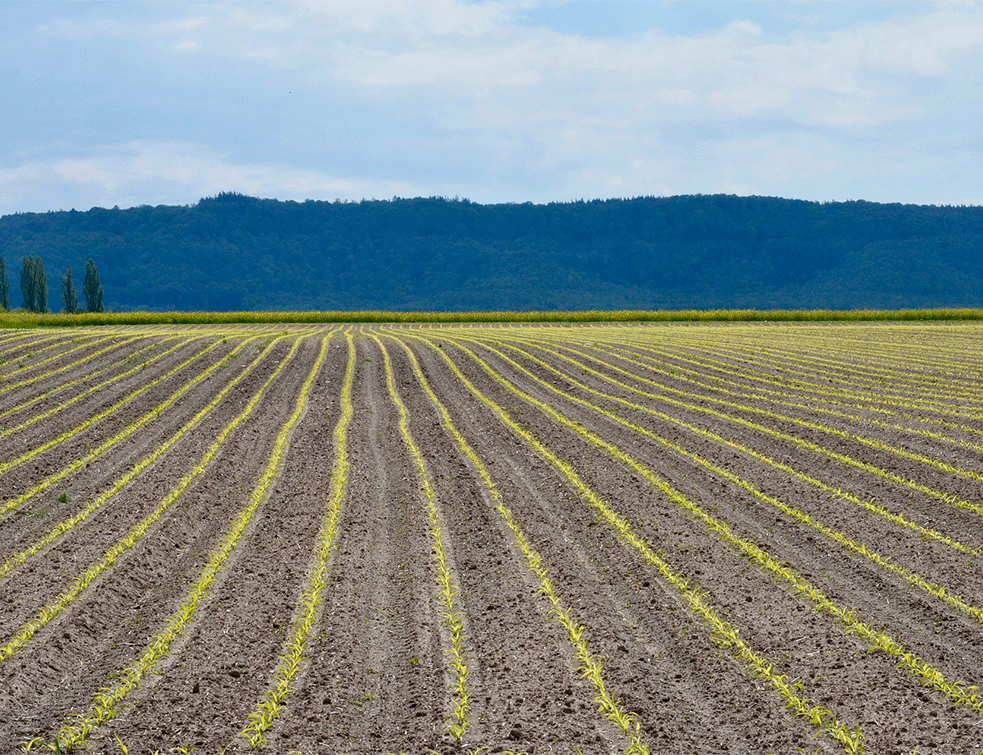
left=1, top=193, right=982, bottom=311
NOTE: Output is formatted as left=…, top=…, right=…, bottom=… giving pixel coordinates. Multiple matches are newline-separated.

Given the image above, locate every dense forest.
left=1, top=193, right=982, bottom=312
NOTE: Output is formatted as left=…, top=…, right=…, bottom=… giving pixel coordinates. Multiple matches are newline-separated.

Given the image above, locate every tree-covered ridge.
left=1, top=193, right=982, bottom=312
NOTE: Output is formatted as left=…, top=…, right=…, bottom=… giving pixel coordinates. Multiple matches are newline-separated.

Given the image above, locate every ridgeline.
left=2, top=193, right=982, bottom=312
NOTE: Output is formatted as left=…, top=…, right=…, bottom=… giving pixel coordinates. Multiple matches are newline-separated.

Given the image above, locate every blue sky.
left=1, top=1, right=981, bottom=215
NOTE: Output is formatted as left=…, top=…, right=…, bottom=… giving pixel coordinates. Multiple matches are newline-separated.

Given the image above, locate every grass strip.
left=8, top=307, right=983, bottom=329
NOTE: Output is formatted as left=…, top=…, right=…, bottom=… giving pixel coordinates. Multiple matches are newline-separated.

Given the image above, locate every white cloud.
left=0, top=141, right=425, bottom=214
left=5, top=1, right=983, bottom=211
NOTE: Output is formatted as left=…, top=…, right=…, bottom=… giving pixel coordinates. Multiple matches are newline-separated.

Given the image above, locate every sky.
left=1, top=0, right=982, bottom=215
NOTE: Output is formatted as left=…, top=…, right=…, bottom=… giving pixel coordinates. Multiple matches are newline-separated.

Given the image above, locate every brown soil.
left=1, top=323, right=982, bottom=755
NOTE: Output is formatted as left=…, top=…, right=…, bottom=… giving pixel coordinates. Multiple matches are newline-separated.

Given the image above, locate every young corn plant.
left=374, top=334, right=472, bottom=742
left=617, top=335, right=983, bottom=465
left=42, top=335, right=331, bottom=751
left=490, top=337, right=978, bottom=557
left=241, top=332, right=354, bottom=748
left=517, top=332, right=983, bottom=521
left=388, top=335, right=650, bottom=755
left=590, top=339, right=983, bottom=518
left=0, top=336, right=187, bottom=440
left=0, top=333, right=114, bottom=389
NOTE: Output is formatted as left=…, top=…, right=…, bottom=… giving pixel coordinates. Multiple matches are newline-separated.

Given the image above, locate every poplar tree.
left=35, top=257, right=48, bottom=313
left=20, top=256, right=47, bottom=313
left=20, top=257, right=35, bottom=312
left=0, top=256, right=9, bottom=310
left=62, top=266, right=80, bottom=314
left=83, top=258, right=104, bottom=313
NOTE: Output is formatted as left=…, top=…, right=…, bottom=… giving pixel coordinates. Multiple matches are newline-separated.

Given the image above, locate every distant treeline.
left=2, top=193, right=983, bottom=312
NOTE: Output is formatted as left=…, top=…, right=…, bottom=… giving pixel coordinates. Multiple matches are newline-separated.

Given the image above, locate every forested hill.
left=2, top=193, right=983, bottom=312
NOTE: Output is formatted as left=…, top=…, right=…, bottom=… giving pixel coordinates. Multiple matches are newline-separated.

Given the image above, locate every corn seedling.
left=41, top=334, right=331, bottom=750
left=241, top=332, right=354, bottom=747
left=373, top=334, right=472, bottom=741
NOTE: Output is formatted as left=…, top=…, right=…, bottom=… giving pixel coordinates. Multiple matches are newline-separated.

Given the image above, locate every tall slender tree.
left=20, top=257, right=35, bottom=313
left=0, top=256, right=9, bottom=310
left=34, top=257, right=48, bottom=313
left=20, top=257, right=50, bottom=313
left=20, top=256, right=47, bottom=313
left=83, top=258, right=104, bottom=313
left=62, top=266, right=79, bottom=314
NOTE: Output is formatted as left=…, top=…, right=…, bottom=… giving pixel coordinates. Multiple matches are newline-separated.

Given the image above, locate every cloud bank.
left=2, top=1, right=982, bottom=214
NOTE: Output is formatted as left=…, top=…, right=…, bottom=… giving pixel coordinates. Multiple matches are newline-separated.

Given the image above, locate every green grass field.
left=3, top=307, right=983, bottom=328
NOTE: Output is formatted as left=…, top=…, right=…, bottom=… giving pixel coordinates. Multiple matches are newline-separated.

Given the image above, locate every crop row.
left=491, top=327, right=983, bottom=520
left=0, top=334, right=292, bottom=590
left=241, top=331, right=354, bottom=747
left=389, top=324, right=983, bottom=753
left=0, top=336, right=186, bottom=440
left=443, top=333, right=982, bottom=620
left=38, top=334, right=331, bottom=751
left=0, top=335, right=249, bottom=519
left=407, top=332, right=890, bottom=752
left=2, top=322, right=982, bottom=754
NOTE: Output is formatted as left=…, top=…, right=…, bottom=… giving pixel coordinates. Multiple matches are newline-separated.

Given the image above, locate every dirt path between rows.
left=2, top=324, right=982, bottom=755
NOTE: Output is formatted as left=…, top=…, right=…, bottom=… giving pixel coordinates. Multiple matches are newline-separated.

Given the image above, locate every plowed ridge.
left=2, top=322, right=982, bottom=755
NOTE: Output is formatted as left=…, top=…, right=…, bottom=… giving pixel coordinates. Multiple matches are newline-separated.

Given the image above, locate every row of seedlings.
left=26, top=333, right=331, bottom=752
left=402, top=330, right=874, bottom=754
left=447, top=333, right=983, bottom=640
left=0, top=335, right=257, bottom=521
left=240, top=331, right=356, bottom=747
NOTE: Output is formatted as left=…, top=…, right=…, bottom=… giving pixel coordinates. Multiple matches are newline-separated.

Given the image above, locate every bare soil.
left=1, top=323, right=982, bottom=755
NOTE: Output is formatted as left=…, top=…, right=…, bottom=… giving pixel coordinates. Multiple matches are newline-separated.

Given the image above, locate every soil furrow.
left=426, top=334, right=983, bottom=755
left=0, top=336, right=317, bottom=749
left=271, top=335, right=447, bottom=755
